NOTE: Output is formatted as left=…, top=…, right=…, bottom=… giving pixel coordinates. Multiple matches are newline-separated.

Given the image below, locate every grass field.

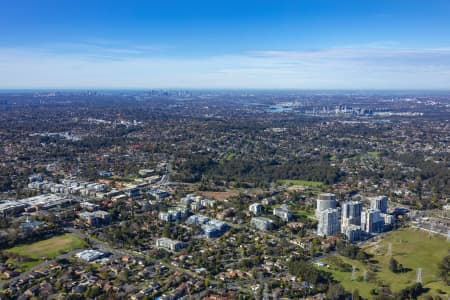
left=199, top=190, right=240, bottom=201
left=277, top=179, right=324, bottom=187
left=110, top=176, right=138, bottom=182
left=224, top=152, right=235, bottom=161
left=367, top=151, right=381, bottom=158
left=5, top=234, right=87, bottom=271
left=291, top=208, right=315, bottom=220
left=351, top=151, right=381, bottom=161
left=319, top=228, right=450, bottom=299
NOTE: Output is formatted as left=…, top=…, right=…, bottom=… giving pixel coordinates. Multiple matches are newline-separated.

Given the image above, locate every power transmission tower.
left=387, top=242, right=392, bottom=256
left=416, top=268, right=423, bottom=284
left=351, top=265, right=357, bottom=281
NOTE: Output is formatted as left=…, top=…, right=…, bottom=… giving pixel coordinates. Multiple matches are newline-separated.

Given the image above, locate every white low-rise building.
left=273, top=205, right=292, bottom=222
left=249, top=203, right=263, bottom=215
left=76, top=250, right=106, bottom=262
left=156, top=238, right=186, bottom=251
left=251, top=217, right=274, bottom=231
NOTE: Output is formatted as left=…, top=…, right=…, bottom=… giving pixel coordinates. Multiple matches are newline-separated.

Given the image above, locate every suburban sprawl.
left=0, top=90, right=449, bottom=300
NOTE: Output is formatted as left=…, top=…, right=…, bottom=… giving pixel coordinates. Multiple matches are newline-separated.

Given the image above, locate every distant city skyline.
left=1, top=0, right=450, bottom=89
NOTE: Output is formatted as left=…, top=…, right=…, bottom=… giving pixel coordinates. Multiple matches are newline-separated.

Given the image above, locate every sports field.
left=277, top=179, right=324, bottom=187
left=5, top=234, right=87, bottom=271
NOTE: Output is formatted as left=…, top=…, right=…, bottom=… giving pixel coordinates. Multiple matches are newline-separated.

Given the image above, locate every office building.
left=273, top=205, right=292, bottom=222
left=156, top=238, right=186, bottom=251
left=76, top=250, right=106, bottom=262
left=159, top=207, right=188, bottom=222
left=124, top=188, right=140, bottom=198
left=0, top=201, right=28, bottom=216
left=202, top=224, right=224, bottom=238
left=201, top=219, right=229, bottom=238
left=251, top=217, right=274, bottom=231
left=79, top=210, right=111, bottom=227
left=0, top=194, right=73, bottom=216
left=249, top=203, right=263, bottom=215
left=186, top=214, right=210, bottom=225
left=147, top=189, right=170, bottom=200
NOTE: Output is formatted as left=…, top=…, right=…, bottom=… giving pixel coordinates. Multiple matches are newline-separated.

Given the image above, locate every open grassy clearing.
left=277, top=179, right=324, bottom=187
left=198, top=190, right=240, bottom=201
left=6, top=233, right=86, bottom=259
left=110, top=176, right=139, bottom=182
left=319, top=228, right=450, bottom=299
left=367, top=151, right=381, bottom=158
left=5, top=234, right=87, bottom=271
left=290, top=208, right=315, bottom=220
left=350, top=151, right=381, bottom=161
left=224, top=152, right=235, bottom=161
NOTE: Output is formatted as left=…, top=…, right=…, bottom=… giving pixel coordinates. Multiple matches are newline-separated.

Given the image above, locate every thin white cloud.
left=0, top=45, right=450, bottom=89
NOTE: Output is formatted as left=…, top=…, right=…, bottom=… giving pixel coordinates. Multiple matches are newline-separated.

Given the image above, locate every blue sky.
left=1, top=0, right=450, bottom=89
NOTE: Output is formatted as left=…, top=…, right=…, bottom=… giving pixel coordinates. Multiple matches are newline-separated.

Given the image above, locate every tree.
left=396, top=283, right=424, bottom=299
left=352, top=289, right=360, bottom=300
left=389, top=257, right=399, bottom=273
left=356, top=249, right=369, bottom=262
left=85, top=286, right=101, bottom=299
left=326, top=283, right=347, bottom=300
left=437, top=254, right=450, bottom=285
left=287, top=259, right=322, bottom=284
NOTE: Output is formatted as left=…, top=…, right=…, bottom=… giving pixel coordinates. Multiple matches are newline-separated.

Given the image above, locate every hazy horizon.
left=1, top=1, right=450, bottom=89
